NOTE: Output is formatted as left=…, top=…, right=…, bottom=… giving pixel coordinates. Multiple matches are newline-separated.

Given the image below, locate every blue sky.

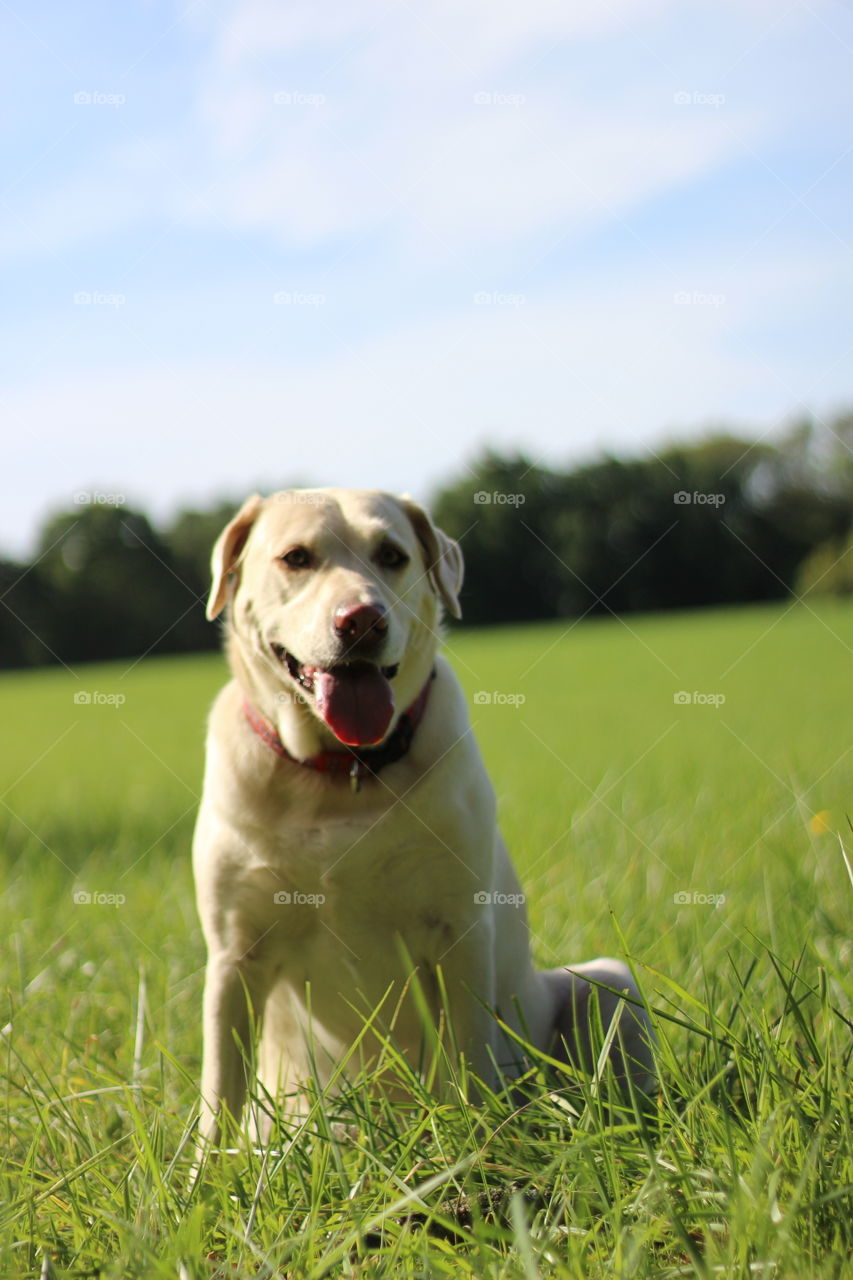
left=2, top=0, right=852, bottom=557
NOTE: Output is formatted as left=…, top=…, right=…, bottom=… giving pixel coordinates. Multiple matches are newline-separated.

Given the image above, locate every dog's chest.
left=231, top=802, right=478, bottom=968
left=257, top=811, right=468, bottom=905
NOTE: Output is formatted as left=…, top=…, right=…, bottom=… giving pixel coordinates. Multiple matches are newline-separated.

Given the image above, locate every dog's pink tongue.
left=313, top=665, right=395, bottom=747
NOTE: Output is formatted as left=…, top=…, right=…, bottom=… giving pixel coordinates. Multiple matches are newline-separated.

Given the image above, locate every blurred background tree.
left=432, top=414, right=853, bottom=624
left=1, top=415, right=850, bottom=668
left=1, top=505, right=215, bottom=667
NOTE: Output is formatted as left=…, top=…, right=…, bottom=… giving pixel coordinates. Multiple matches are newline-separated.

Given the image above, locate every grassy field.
left=0, top=601, right=850, bottom=1278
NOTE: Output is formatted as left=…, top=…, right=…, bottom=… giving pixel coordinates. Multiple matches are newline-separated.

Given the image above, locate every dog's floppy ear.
left=399, top=496, right=464, bottom=619
left=206, top=494, right=265, bottom=620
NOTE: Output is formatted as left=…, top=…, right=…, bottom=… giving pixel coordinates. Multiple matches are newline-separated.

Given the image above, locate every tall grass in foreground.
left=2, top=929, right=850, bottom=1278
left=0, top=602, right=850, bottom=1277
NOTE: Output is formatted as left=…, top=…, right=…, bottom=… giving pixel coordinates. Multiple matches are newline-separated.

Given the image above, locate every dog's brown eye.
left=376, top=542, right=409, bottom=570
left=280, top=546, right=313, bottom=570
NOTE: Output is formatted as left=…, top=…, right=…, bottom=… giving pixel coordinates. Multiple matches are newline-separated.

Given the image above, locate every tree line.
left=1, top=413, right=851, bottom=669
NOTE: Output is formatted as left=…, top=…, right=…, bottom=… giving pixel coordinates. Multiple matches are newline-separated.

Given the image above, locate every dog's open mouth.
left=271, top=643, right=399, bottom=747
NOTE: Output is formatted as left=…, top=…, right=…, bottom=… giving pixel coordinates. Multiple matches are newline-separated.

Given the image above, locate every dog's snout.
left=333, top=602, right=388, bottom=646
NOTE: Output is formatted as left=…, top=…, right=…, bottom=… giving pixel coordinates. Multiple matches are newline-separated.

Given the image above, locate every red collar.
left=242, top=670, right=435, bottom=791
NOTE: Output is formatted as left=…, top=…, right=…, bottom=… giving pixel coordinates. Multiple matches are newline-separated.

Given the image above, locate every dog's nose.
left=333, top=602, right=388, bottom=645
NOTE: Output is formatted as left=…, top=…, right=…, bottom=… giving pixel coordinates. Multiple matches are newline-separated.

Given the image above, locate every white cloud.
left=211, top=0, right=672, bottom=69
left=2, top=0, right=850, bottom=559
left=3, top=242, right=845, bottom=558
left=396, top=107, right=750, bottom=258
left=187, top=0, right=765, bottom=255
left=0, top=0, right=801, bottom=265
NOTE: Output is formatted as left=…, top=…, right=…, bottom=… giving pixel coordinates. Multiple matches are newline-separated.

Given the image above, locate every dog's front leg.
left=436, top=916, right=499, bottom=1095
left=198, top=952, right=269, bottom=1149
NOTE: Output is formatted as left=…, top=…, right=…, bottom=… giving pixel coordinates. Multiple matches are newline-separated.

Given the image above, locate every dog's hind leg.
left=540, top=958, right=656, bottom=1096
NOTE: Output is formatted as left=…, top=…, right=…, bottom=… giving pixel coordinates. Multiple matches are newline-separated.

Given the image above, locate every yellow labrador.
left=193, top=488, right=654, bottom=1145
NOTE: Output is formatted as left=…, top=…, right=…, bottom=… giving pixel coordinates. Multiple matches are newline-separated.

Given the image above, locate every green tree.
left=0, top=560, right=58, bottom=668
left=431, top=454, right=563, bottom=623
left=34, top=504, right=206, bottom=664
left=165, top=504, right=240, bottom=592
left=430, top=426, right=852, bottom=625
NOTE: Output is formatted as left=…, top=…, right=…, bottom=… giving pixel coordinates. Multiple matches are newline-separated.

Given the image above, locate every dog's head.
left=207, top=489, right=463, bottom=755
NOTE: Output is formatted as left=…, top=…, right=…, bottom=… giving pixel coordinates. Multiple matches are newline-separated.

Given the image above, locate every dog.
left=193, top=488, right=655, bottom=1145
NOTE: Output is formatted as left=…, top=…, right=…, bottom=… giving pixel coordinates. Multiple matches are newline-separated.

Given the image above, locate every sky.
left=1, top=0, right=852, bottom=559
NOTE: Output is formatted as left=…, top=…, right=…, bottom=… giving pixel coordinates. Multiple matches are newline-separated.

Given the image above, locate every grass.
left=0, top=600, right=851, bottom=1277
